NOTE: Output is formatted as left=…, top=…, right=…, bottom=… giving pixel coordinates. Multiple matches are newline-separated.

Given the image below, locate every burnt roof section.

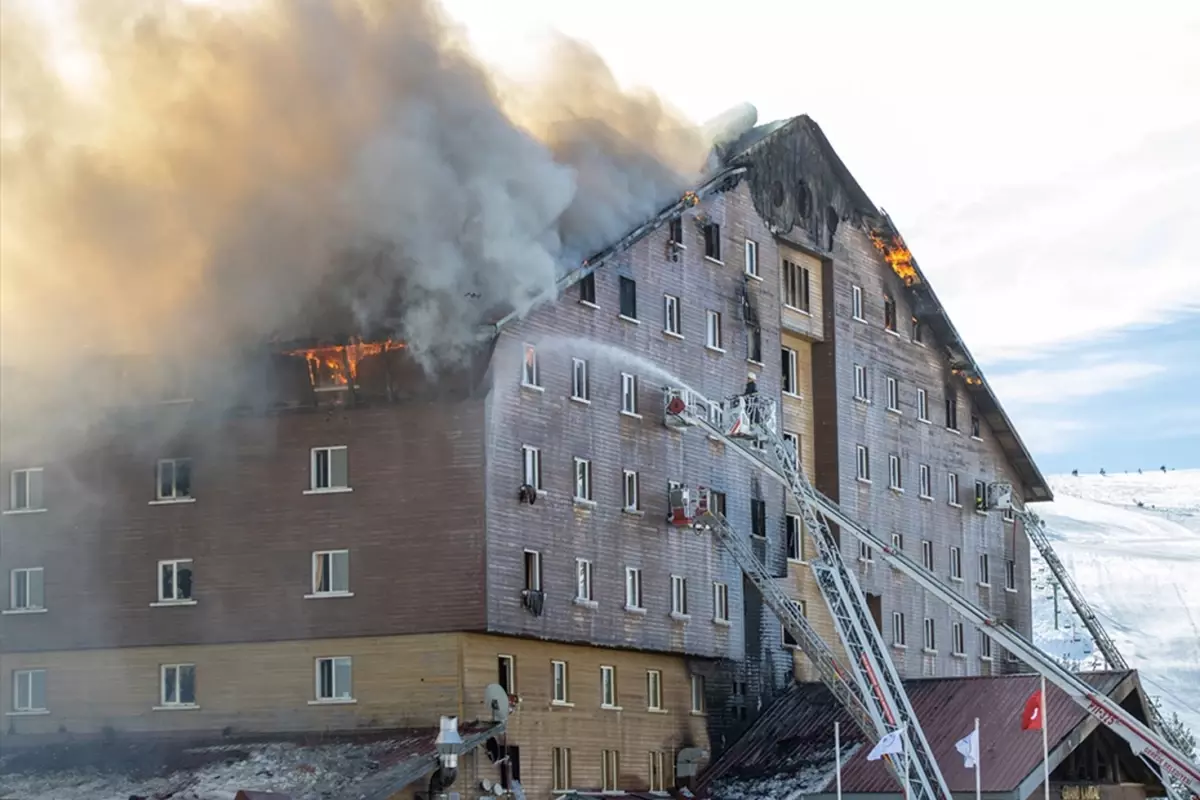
left=700, top=671, right=1148, bottom=797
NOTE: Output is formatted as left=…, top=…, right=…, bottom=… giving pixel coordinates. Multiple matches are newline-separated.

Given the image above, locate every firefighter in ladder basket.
left=743, top=371, right=762, bottom=428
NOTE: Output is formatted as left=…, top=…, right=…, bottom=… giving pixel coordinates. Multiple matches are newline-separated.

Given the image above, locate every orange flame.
left=285, top=339, right=405, bottom=389
left=869, top=230, right=918, bottom=286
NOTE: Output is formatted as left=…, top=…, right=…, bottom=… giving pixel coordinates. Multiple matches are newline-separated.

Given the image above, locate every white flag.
left=867, top=729, right=905, bottom=761
left=955, top=728, right=980, bottom=768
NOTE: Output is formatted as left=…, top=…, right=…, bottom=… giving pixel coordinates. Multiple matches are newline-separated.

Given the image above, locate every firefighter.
left=744, top=371, right=758, bottom=395
left=744, top=371, right=761, bottom=427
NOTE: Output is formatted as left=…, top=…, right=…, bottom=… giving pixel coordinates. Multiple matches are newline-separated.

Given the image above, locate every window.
left=781, top=600, right=806, bottom=648
left=853, top=364, right=869, bottom=401
left=690, top=675, right=705, bottom=713
left=312, top=550, right=350, bottom=596
left=705, top=310, right=723, bottom=350
left=522, top=344, right=540, bottom=387
left=948, top=473, right=961, bottom=506
left=621, top=373, right=639, bottom=415
left=892, top=612, right=907, bottom=647
left=8, top=468, right=44, bottom=511
left=668, top=217, right=683, bottom=246
left=1004, top=505, right=1015, bottom=524
left=747, top=326, right=762, bottom=363
left=923, top=618, right=936, bottom=652
left=978, top=553, right=991, bottom=586
left=573, top=458, right=593, bottom=502
left=892, top=532, right=904, bottom=551
left=884, top=296, right=897, bottom=331
left=744, top=239, right=759, bottom=277
left=783, top=433, right=800, bottom=468
left=911, top=316, right=923, bottom=343
left=578, top=272, right=596, bottom=305
left=945, top=395, right=959, bottom=431
left=888, top=455, right=903, bottom=491
left=521, top=445, right=542, bottom=491
left=552, top=661, right=570, bottom=704
left=158, top=559, right=194, bottom=603
left=856, top=445, right=870, bottom=481
left=980, top=632, right=993, bottom=660
left=917, top=388, right=929, bottom=422
left=704, top=223, right=721, bottom=260
left=950, top=546, right=963, bottom=580
left=782, top=260, right=811, bottom=311
left=647, top=670, right=663, bottom=711
left=663, top=294, right=681, bottom=335
left=709, top=491, right=727, bottom=517
left=601, top=665, right=618, bottom=708
left=523, top=550, right=542, bottom=591
left=571, top=358, right=590, bottom=401
left=952, top=622, right=966, bottom=655
left=619, top=276, right=638, bottom=319
left=602, top=750, right=620, bottom=792
left=750, top=498, right=766, bottom=537
left=552, top=747, right=572, bottom=791
left=786, top=514, right=804, bottom=561
left=498, top=655, right=516, bottom=694
left=859, top=541, right=874, bottom=562
left=12, top=669, right=46, bottom=713
left=621, top=470, right=640, bottom=512
left=712, top=582, right=729, bottom=623
left=575, top=559, right=594, bottom=602
left=886, top=377, right=900, bottom=412
left=159, top=664, right=196, bottom=708
left=975, top=480, right=988, bottom=512
left=310, top=446, right=349, bottom=491
left=1005, top=559, right=1017, bottom=591
left=649, top=751, right=668, bottom=792
left=922, top=540, right=934, bottom=570
left=670, top=575, right=688, bottom=616
left=155, top=458, right=192, bottom=501
left=782, top=348, right=798, bottom=395
left=9, top=567, right=44, bottom=611
left=970, top=414, right=982, bottom=439
left=625, top=567, right=643, bottom=609
left=919, top=464, right=932, bottom=498
left=851, top=285, right=864, bottom=320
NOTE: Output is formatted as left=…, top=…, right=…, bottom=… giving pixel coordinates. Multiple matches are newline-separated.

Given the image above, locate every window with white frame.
left=923, top=618, right=936, bottom=651
left=315, top=656, right=353, bottom=701
left=783, top=432, right=800, bottom=468
left=623, top=470, right=640, bottom=512
left=571, top=358, right=590, bottom=401
left=708, top=402, right=725, bottom=431
left=852, top=285, right=864, bottom=320
left=786, top=514, right=804, bottom=561
left=156, top=458, right=192, bottom=501
left=1006, top=559, right=1017, bottom=591
left=975, top=480, right=988, bottom=513
left=950, top=546, right=962, bottom=580
left=602, top=749, right=620, bottom=792
left=625, top=567, right=643, bottom=609
left=600, top=665, right=618, bottom=708
left=690, top=675, right=705, bottom=713
left=980, top=632, right=993, bottom=660
left=9, top=567, right=44, bottom=611
left=670, top=575, right=688, bottom=616
left=892, top=532, right=904, bottom=552
left=922, top=540, right=934, bottom=570
left=859, top=540, right=874, bottom=562
left=663, top=294, right=681, bottom=335
left=159, top=663, right=196, bottom=707
left=522, top=445, right=542, bottom=491
left=917, top=388, right=929, bottom=422
left=573, top=458, right=593, bottom=502
left=712, top=581, right=729, bottom=623
left=978, top=553, right=991, bottom=586
left=705, top=310, right=723, bottom=350
left=498, top=655, right=516, bottom=694
left=892, top=612, right=907, bottom=646
left=650, top=750, right=668, bottom=792
left=523, top=550, right=542, bottom=591
left=744, top=239, right=759, bottom=277
left=12, top=669, right=46, bottom=712
left=647, top=670, right=663, bottom=711
left=782, top=260, right=811, bottom=311
left=747, top=325, right=763, bottom=363
left=948, top=472, right=961, bottom=506
left=158, top=559, right=194, bottom=603
left=552, top=660, right=570, bottom=703
left=886, top=377, right=900, bottom=412
left=703, top=223, right=721, bottom=261
left=782, top=348, right=798, bottom=395
left=919, top=464, right=932, bottom=498
left=856, top=445, right=870, bottom=481
left=521, top=344, right=540, bottom=387
left=621, top=373, right=639, bottom=415
left=8, top=468, right=44, bottom=511
left=1004, top=505, right=1015, bottom=523
left=310, top=446, right=349, bottom=492
left=854, top=364, right=869, bottom=401
left=952, top=622, right=966, bottom=655
left=888, top=455, right=903, bottom=491
left=552, top=747, right=572, bottom=791
left=312, top=550, right=350, bottom=595
left=575, top=558, right=594, bottom=602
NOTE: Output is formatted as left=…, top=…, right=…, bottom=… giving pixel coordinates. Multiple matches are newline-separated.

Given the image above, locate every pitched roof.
left=701, top=671, right=1142, bottom=798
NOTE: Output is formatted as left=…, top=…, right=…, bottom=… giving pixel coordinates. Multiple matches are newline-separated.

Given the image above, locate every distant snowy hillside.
left=1030, top=469, right=1200, bottom=737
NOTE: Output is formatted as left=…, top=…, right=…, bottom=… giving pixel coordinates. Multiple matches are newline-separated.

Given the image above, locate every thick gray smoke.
left=0, top=0, right=711, bottom=382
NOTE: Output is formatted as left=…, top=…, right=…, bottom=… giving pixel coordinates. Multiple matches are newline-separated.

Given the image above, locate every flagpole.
left=1041, top=675, right=1050, bottom=800
left=835, top=722, right=843, bottom=800
left=974, top=716, right=981, bottom=800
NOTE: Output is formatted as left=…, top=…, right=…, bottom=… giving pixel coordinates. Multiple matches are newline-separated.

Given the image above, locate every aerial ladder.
left=663, top=384, right=1200, bottom=796
left=664, top=389, right=952, bottom=800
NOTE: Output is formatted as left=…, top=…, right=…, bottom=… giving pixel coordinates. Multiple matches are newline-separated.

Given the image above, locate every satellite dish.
left=483, top=683, right=510, bottom=723
left=481, top=779, right=494, bottom=792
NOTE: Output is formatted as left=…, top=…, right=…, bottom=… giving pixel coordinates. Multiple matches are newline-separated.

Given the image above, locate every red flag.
left=1021, top=688, right=1044, bottom=731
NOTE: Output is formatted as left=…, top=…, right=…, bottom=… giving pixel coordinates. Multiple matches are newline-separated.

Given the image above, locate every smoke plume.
left=0, top=0, right=710, bottom=384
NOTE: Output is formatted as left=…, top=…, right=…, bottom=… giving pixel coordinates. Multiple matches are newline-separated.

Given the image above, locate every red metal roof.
left=704, top=671, right=1139, bottom=796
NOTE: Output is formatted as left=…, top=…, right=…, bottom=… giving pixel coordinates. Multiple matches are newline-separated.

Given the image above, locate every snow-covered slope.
left=1030, top=469, right=1200, bottom=737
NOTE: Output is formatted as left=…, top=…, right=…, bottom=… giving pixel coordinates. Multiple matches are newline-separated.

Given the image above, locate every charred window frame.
left=7, top=468, right=45, bottom=512
left=884, top=296, right=897, bottom=332
left=577, top=273, right=596, bottom=306
left=156, top=458, right=193, bottom=501
left=945, top=395, right=959, bottom=431
left=1005, top=559, right=1017, bottom=591
left=911, top=316, right=923, bottom=344
left=747, top=326, right=763, bottom=363
left=703, top=223, right=722, bottom=261
left=668, top=217, right=684, bottom=247
left=709, top=491, right=726, bottom=517
left=781, top=600, right=804, bottom=648
left=619, top=277, right=638, bottom=320
left=970, top=414, right=982, bottom=439
left=749, top=498, right=767, bottom=538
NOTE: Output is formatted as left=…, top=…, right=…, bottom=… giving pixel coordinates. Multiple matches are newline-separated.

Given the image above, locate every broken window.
left=312, top=550, right=350, bottom=595
left=884, top=296, right=897, bottom=331
left=703, top=223, right=721, bottom=261
left=160, top=664, right=196, bottom=707
left=158, top=559, right=193, bottom=602
left=781, top=600, right=803, bottom=648
left=315, top=656, right=353, bottom=701
left=521, top=344, right=540, bottom=387
left=750, top=498, right=766, bottom=537
left=619, top=276, right=637, bottom=319
left=156, top=458, right=192, bottom=501
left=310, top=446, right=349, bottom=491
left=578, top=273, right=596, bottom=305
left=8, top=468, right=44, bottom=511
left=1005, top=559, right=1017, bottom=591
left=709, top=491, right=726, bottom=517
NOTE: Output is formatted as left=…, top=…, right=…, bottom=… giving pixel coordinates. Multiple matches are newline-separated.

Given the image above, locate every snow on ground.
left=1030, top=468, right=1200, bottom=737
